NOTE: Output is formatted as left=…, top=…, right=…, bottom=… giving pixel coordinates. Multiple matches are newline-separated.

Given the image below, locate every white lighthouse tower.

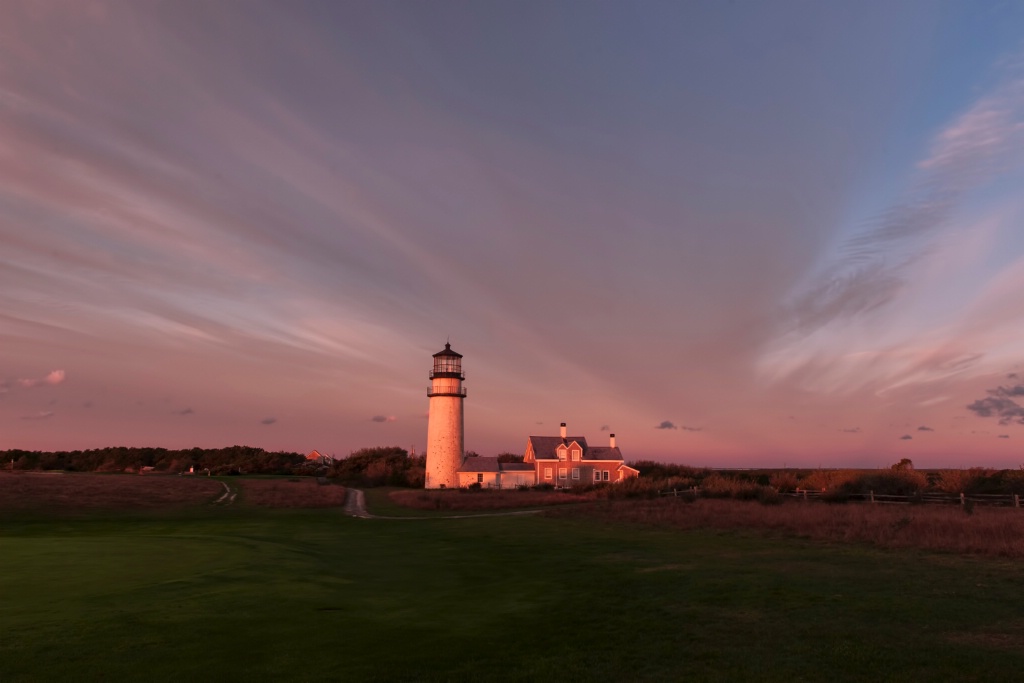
left=425, top=342, right=466, bottom=488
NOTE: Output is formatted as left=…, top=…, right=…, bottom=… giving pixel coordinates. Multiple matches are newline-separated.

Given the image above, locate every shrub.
left=757, top=487, right=783, bottom=506
left=769, top=471, right=799, bottom=493
left=936, top=469, right=986, bottom=494
left=700, top=474, right=761, bottom=500
left=800, top=469, right=859, bottom=492
left=844, top=469, right=927, bottom=496
left=820, top=488, right=850, bottom=504
left=598, top=477, right=665, bottom=500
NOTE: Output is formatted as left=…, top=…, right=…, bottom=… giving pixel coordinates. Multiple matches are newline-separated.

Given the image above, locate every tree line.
left=2, top=445, right=513, bottom=487
left=2, top=446, right=311, bottom=476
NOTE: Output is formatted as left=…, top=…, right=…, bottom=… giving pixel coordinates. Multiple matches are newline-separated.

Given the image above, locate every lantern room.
left=430, top=342, right=464, bottom=379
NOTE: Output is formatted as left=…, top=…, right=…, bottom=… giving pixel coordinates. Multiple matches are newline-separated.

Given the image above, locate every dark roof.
left=458, top=457, right=536, bottom=473
left=527, top=436, right=589, bottom=460
left=458, top=456, right=500, bottom=473
left=500, top=462, right=535, bottom=472
left=585, top=447, right=623, bottom=462
left=433, top=342, right=462, bottom=358
left=528, top=436, right=623, bottom=462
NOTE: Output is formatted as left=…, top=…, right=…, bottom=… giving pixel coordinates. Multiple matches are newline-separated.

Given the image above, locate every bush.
left=844, top=469, right=927, bottom=496
left=700, top=474, right=761, bottom=500
left=769, top=472, right=799, bottom=493
left=597, top=477, right=664, bottom=500
left=328, top=446, right=424, bottom=487
left=800, top=469, right=860, bottom=492
left=820, top=488, right=850, bottom=504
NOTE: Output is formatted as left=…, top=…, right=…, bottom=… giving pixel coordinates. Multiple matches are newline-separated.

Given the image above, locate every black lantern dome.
left=430, top=342, right=464, bottom=379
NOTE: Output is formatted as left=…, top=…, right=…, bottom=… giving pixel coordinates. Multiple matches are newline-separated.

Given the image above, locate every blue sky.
left=2, top=1, right=1024, bottom=467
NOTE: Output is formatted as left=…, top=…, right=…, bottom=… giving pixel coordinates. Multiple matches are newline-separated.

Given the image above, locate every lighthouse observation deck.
left=428, top=382, right=467, bottom=397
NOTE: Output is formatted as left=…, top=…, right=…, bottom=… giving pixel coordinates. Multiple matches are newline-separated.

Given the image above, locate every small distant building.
left=306, top=450, right=332, bottom=466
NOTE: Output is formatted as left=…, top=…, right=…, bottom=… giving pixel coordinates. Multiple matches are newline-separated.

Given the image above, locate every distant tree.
left=496, top=452, right=524, bottom=463
left=329, top=446, right=423, bottom=487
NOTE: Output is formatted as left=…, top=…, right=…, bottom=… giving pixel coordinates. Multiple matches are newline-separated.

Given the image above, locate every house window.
left=571, top=468, right=579, bottom=480
left=544, top=467, right=553, bottom=480
left=558, top=468, right=567, bottom=480
left=571, top=449, right=580, bottom=461
left=477, top=473, right=483, bottom=483
left=593, top=470, right=601, bottom=482
left=557, top=448, right=567, bottom=461
left=603, top=471, right=610, bottom=481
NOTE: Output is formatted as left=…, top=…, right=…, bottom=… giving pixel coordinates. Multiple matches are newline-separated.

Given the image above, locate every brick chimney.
left=610, top=433, right=616, bottom=448
left=560, top=422, right=567, bottom=439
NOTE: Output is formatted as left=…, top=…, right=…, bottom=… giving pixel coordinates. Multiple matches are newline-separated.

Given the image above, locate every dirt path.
left=342, top=488, right=543, bottom=520
left=213, top=481, right=237, bottom=506
left=343, top=488, right=371, bottom=518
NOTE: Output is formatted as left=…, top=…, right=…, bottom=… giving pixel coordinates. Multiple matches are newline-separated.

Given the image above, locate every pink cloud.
left=16, top=369, right=66, bottom=388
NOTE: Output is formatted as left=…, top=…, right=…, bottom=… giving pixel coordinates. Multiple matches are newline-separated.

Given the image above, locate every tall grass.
left=236, top=478, right=348, bottom=507
left=0, top=472, right=222, bottom=510
left=552, top=497, right=1024, bottom=558
left=389, top=488, right=591, bottom=511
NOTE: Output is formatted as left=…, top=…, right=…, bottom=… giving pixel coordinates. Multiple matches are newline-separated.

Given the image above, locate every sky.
left=3, top=1, right=1024, bottom=468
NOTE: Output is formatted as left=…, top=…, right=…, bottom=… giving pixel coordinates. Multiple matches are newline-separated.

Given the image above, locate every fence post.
left=960, top=492, right=965, bottom=507
left=1015, top=494, right=1020, bottom=509
left=803, top=489, right=808, bottom=501
left=870, top=490, right=875, bottom=504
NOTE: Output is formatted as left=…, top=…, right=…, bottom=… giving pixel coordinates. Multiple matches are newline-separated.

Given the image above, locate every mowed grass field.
left=2, top=476, right=1024, bottom=681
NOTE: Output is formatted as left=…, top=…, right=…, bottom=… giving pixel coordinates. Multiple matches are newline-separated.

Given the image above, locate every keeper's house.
left=525, top=423, right=639, bottom=486
left=457, top=422, right=639, bottom=488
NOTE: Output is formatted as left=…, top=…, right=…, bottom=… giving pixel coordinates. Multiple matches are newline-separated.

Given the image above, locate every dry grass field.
left=0, top=473, right=349, bottom=512
left=0, top=472, right=223, bottom=511
left=236, top=477, right=348, bottom=507
left=551, top=497, right=1024, bottom=559
left=389, top=487, right=590, bottom=511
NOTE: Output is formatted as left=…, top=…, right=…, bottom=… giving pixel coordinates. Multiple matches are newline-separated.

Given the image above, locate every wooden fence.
left=659, top=487, right=1022, bottom=508
left=787, top=489, right=1021, bottom=507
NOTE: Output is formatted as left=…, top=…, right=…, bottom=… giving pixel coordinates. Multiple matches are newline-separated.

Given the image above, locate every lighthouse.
left=425, top=342, right=466, bottom=488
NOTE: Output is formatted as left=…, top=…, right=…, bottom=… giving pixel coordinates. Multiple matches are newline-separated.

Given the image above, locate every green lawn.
left=2, top=502, right=1023, bottom=681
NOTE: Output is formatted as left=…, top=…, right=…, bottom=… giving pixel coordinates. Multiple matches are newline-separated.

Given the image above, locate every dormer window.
left=571, top=449, right=581, bottom=461
left=557, top=447, right=567, bottom=461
